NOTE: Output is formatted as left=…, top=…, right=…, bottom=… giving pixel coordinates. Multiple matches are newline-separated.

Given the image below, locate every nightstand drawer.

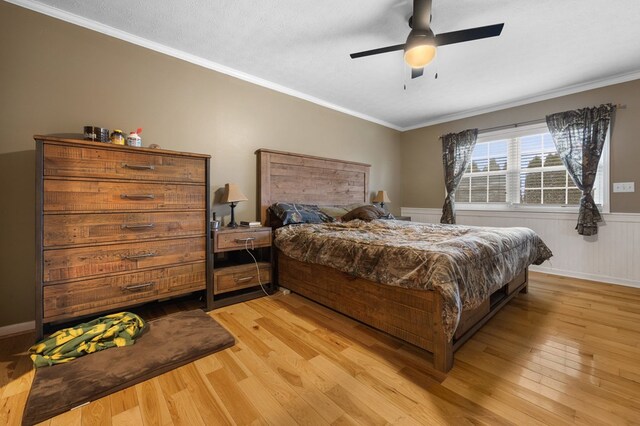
left=214, top=228, right=271, bottom=252
left=214, top=262, right=271, bottom=294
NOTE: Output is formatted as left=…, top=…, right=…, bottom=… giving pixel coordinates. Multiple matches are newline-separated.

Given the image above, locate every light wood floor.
left=2, top=272, right=640, bottom=425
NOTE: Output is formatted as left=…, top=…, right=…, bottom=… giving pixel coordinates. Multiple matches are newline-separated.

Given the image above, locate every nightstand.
left=212, top=226, right=273, bottom=307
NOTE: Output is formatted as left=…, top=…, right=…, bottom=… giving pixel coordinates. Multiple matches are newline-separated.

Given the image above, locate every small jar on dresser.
left=34, top=135, right=213, bottom=339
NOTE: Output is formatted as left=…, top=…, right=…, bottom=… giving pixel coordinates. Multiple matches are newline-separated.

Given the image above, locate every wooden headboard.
left=255, top=149, right=371, bottom=224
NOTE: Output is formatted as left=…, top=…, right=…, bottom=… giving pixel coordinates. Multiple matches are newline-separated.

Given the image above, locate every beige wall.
left=401, top=79, right=640, bottom=213
left=0, top=3, right=402, bottom=327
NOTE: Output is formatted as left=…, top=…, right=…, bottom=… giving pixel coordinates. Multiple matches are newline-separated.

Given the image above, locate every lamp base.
left=227, top=202, right=238, bottom=228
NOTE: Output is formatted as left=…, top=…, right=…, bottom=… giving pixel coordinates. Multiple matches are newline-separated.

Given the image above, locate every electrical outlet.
left=613, top=182, right=635, bottom=193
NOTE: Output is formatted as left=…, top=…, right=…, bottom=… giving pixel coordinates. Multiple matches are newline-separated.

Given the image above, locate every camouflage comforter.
left=274, top=219, right=552, bottom=340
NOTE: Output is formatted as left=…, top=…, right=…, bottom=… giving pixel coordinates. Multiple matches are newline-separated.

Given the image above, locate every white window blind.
left=456, top=122, right=608, bottom=212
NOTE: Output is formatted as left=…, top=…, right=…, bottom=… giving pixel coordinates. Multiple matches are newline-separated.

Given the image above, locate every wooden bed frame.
left=255, top=148, right=528, bottom=372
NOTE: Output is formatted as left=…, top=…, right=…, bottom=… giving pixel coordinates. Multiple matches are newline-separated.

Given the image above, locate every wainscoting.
left=401, top=207, right=640, bottom=288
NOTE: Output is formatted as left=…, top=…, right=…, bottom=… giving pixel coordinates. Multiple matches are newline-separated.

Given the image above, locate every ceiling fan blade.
left=412, top=0, right=432, bottom=29
left=435, top=23, right=504, bottom=47
left=411, top=68, right=424, bottom=79
left=350, top=43, right=405, bottom=59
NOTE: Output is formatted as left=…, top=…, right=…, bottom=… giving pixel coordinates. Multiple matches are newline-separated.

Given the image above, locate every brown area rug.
left=22, top=309, right=235, bottom=425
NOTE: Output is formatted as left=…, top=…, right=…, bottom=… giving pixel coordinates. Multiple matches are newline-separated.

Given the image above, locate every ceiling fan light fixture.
left=403, top=29, right=436, bottom=68
left=404, top=44, right=436, bottom=68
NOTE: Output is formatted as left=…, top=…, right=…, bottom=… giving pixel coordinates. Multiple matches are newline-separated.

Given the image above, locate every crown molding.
left=402, top=69, right=640, bottom=131
left=5, top=0, right=403, bottom=132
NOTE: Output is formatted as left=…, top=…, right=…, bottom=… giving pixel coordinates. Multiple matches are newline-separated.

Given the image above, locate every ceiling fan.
left=350, top=0, right=504, bottom=79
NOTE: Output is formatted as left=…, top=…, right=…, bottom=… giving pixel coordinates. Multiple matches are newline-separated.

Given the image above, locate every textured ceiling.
left=15, top=0, right=640, bottom=130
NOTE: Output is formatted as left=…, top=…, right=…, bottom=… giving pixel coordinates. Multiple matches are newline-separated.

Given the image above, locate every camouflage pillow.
left=342, top=205, right=393, bottom=222
left=269, top=202, right=335, bottom=225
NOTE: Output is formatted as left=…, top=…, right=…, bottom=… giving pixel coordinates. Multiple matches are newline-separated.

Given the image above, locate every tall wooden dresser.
left=35, top=135, right=213, bottom=339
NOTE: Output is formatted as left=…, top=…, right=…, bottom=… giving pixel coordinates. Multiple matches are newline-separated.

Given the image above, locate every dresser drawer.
left=214, top=262, right=271, bottom=294
left=43, top=211, right=206, bottom=247
left=43, top=262, right=206, bottom=322
left=214, top=229, right=271, bottom=252
left=44, top=143, right=205, bottom=183
left=43, top=179, right=205, bottom=212
left=44, top=237, right=206, bottom=283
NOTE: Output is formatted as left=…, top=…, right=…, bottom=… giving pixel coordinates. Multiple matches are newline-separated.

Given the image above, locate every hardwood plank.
left=237, top=375, right=298, bottom=426
left=133, top=379, right=173, bottom=426
left=206, top=367, right=261, bottom=424
left=108, top=386, right=138, bottom=418
left=0, top=390, right=28, bottom=426
left=164, top=389, right=205, bottom=426
left=176, top=363, right=232, bottom=425
left=80, top=396, right=112, bottom=426
left=111, top=406, right=144, bottom=426
left=49, top=408, right=81, bottom=426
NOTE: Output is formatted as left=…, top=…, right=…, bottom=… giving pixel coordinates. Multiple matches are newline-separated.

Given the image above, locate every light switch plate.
left=613, top=182, right=635, bottom=193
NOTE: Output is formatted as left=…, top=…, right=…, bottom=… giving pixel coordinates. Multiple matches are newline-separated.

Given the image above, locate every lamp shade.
left=220, top=183, right=248, bottom=203
left=372, top=190, right=391, bottom=204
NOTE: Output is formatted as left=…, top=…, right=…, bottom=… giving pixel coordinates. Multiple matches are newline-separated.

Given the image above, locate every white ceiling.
left=14, top=0, right=640, bottom=130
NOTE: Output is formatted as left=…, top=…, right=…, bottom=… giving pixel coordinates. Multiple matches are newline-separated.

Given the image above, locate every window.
left=456, top=122, right=608, bottom=212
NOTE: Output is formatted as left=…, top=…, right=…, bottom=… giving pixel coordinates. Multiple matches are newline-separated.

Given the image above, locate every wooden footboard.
left=276, top=249, right=528, bottom=372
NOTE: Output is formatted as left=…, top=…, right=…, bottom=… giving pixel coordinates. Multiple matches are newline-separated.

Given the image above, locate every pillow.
left=342, top=205, right=392, bottom=222
left=269, top=202, right=335, bottom=225
left=344, top=202, right=371, bottom=211
left=318, top=205, right=350, bottom=219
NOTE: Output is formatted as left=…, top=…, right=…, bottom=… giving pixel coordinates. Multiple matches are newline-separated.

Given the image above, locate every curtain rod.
left=477, top=103, right=626, bottom=135
left=478, top=119, right=544, bottom=135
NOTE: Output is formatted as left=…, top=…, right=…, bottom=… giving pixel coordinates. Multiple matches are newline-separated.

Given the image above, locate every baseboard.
left=0, top=320, right=35, bottom=338
left=529, top=266, right=640, bottom=289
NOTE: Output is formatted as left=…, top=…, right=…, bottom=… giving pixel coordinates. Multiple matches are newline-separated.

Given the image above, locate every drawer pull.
left=235, top=237, right=256, bottom=243
left=123, top=282, right=156, bottom=291
left=122, top=252, right=157, bottom=260
left=122, top=163, right=155, bottom=171
left=235, top=276, right=254, bottom=283
left=121, top=223, right=155, bottom=230
left=121, top=194, right=155, bottom=200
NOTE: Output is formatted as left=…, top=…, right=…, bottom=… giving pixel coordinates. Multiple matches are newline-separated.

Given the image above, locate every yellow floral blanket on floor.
left=29, top=312, right=146, bottom=368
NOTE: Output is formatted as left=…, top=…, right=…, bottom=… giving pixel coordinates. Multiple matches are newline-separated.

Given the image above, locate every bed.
left=255, top=148, right=551, bottom=372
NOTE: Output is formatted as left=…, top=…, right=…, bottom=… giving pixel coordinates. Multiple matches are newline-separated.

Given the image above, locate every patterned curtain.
left=546, top=104, right=615, bottom=236
left=440, top=129, right=478, bottom=224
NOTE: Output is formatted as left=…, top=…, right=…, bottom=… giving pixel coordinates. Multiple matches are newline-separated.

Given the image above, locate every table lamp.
left=221, top=183, right=248, bottom=228
left=373, top=190, right=391, bottom=209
